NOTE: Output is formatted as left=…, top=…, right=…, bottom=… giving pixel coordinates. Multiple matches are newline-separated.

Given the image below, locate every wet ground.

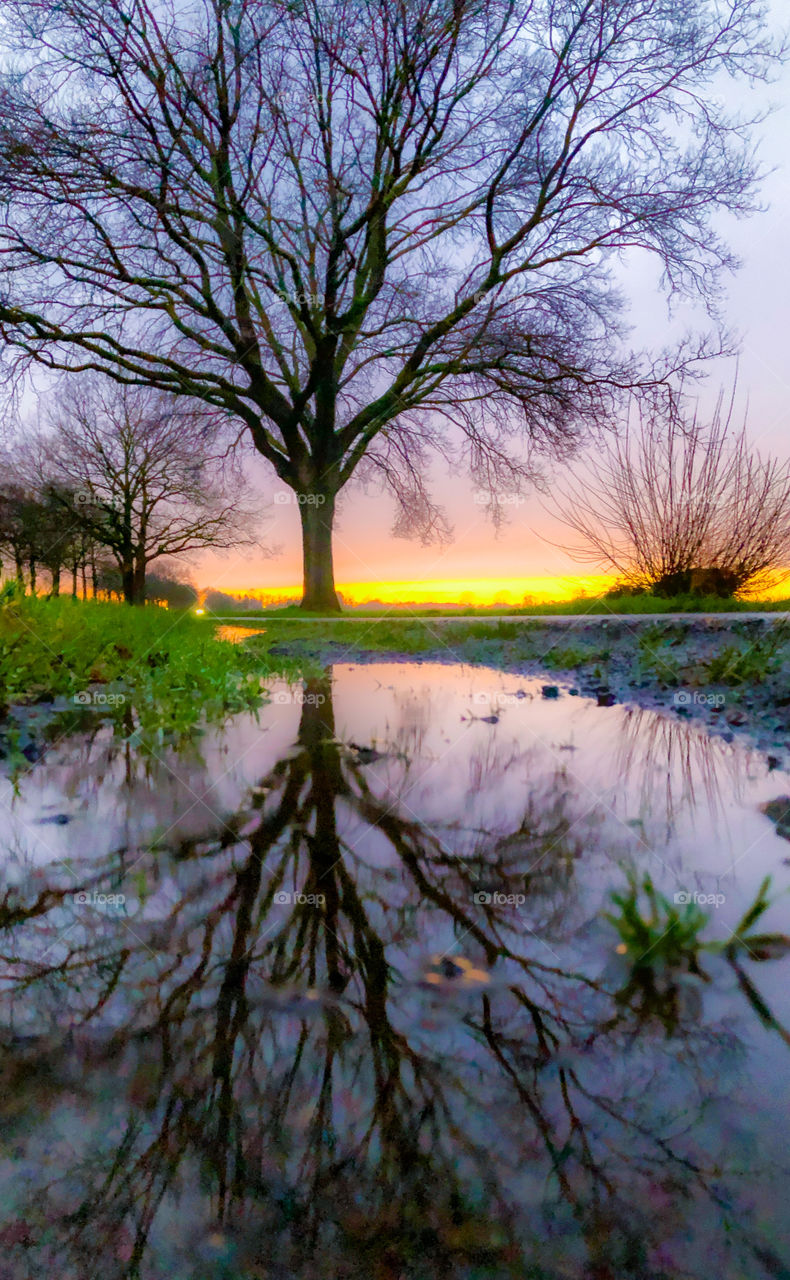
left=2, top=662, right=790, bottom=1278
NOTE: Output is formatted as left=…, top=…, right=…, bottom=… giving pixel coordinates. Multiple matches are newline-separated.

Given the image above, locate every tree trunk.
left=29, top=557, right=36, bottom=596
left=14, top=552, right=24, bottom=586
left=134, top=559, right=146, bottom=604
left=299, top=492, right=341, bottom=612
left=121, top=559, right=146, bottom=604
left=50, top=565, right=61, bottom=597
left=121, top=564, right=136, bottom=604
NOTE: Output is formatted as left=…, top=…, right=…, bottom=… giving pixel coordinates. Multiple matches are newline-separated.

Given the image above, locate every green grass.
left=606, top=871, right=790, bottom=976
left=0, top=587, right=306, bottom=741
left=605, top=873, right=710, bottom=973
left=242, top=606, right=790, bottom=706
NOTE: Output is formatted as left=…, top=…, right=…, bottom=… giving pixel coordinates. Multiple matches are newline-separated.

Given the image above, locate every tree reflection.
left=612, top=704, right=756, bottom=834
left=0, top=677, right=788, bottom=1280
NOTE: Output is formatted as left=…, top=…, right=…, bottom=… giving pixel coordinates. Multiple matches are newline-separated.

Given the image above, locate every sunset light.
left=251, top=574, right=616, bottom=608
left=1, top=0, right=789, bottom=1270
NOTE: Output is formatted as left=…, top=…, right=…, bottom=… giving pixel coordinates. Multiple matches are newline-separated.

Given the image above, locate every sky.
left=192, top=28, right=790, bottom=606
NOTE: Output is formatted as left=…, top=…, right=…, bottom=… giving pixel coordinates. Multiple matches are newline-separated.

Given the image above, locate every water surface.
left=1, top=662, right=789, bottom=1279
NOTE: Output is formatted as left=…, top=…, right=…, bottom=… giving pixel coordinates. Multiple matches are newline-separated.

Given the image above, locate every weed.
left=604, top=872, right=710, bottom=973
left=606, top=871, right=790, bottom=976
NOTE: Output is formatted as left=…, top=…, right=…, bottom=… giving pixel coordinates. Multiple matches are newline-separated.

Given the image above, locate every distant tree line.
left=0, top=375, right=261, bottom=604
left=203, top=591, right=263, bottom=613
left=0, top=477, right=202, bottom=606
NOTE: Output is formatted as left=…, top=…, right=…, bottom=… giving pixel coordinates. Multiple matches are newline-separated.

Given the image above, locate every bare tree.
left=552, top=391, right=790, bottom=595
left=0, top=459, right=86, bottom=594
left=40, top=377, right=261, bottom=604
left=0, top=475, right=32, bottom=585
left=0, top=0, right=781, bottom=609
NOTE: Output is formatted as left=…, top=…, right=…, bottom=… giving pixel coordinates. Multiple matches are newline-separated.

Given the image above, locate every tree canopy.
left=0, top=0, right=780, bottom=607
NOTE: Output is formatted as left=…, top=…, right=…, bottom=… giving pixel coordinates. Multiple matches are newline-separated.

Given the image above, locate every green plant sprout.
left=605, top=872, right=790, bottom=975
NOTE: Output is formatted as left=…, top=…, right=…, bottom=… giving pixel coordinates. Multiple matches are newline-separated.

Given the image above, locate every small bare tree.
left=552, top=393, right=790, bottom=596
left=40, top=377, right=261, bottom=604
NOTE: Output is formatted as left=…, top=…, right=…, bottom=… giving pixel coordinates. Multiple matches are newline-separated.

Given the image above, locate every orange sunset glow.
left=249, top=574, right=614, bottom=607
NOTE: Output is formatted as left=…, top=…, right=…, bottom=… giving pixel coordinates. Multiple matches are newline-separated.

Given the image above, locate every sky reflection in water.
left=1, top=662, right=790, bottom=1280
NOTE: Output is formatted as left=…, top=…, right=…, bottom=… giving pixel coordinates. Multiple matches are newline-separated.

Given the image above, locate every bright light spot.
left=195, top=608, right=205, bottom=615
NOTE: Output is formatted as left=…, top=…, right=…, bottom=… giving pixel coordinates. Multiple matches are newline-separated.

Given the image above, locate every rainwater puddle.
left=1, top=662, right=789, bottom=1278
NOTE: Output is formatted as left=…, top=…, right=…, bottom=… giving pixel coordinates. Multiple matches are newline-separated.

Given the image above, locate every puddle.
left=214, top=623, right=267, bottom=643
left=1, top=662, right=789, bottom=1278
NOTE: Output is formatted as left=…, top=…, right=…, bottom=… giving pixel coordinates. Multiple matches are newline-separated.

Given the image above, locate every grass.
left=0, top=587, right=306, bottom=743
left=606, top=871, right=790, bottom=976
left=236, top=605, right=790, bottom=722
left=605, top=873, right=711, bottom=973
left=5, top=585, right=788, bottom=756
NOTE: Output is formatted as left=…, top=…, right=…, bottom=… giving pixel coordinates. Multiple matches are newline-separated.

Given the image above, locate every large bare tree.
left=0, top=0, right=780, bottom=609
left=40, top=376, right=259, bottom=603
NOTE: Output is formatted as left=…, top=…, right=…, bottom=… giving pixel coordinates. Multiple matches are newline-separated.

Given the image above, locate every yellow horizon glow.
left=219, top=568, right=790, bottom=607
left=248, top=574, right=617, bottom=607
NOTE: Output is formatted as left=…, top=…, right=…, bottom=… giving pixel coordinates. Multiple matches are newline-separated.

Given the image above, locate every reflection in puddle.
left=1, top=663, right=789, bottom=1278
left=214, top=623, right=267, bottom=643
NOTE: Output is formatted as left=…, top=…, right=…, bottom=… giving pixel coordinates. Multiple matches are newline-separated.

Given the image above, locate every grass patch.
left=246, top=615, right=614, bottom=674
left=606, top=871, right=790, bottom=975
left=0, top=588, right=305, bottom=741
